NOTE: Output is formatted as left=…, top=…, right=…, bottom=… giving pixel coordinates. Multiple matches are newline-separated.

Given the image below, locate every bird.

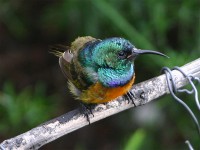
left=51, top=36, right=168, bottom=104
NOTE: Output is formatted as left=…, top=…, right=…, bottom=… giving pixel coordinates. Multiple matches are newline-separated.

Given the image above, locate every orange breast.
left=80, top=75, right=135, bottom=104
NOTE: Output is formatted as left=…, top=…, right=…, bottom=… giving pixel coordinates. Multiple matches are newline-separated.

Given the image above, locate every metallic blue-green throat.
left=78, top=37, right=135, bottom=88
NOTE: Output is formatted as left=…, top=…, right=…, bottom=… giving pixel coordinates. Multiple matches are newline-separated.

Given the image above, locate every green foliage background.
left=0, top=0, right=199, bottom=149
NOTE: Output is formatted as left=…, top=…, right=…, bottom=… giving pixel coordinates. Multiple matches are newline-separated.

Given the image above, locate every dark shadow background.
left=0, top=0, right=199, bottom=149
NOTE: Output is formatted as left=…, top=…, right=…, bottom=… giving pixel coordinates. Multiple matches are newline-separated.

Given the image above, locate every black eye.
left=118, top=51, right=127, bottom=59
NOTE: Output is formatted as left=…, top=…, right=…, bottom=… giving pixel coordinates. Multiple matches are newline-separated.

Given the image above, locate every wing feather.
left=51, top=36, right=99, bottom=99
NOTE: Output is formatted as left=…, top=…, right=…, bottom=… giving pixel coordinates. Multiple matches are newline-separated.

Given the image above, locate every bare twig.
left=0, top=58, right=200, bottom=150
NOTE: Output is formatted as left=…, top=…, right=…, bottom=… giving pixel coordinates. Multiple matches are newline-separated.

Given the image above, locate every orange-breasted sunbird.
left=52, top=36, right=167, bottom=104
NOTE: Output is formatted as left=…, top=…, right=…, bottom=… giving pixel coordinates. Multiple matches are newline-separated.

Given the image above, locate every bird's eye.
left=118, top=51, right=127, bottom=59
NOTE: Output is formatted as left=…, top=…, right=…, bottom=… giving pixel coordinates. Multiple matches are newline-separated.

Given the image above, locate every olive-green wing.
left=50, top=36, right=100, bottom=97
left=50, top=44, right=88, bottom=92
left=50, top=44, right=74, bottom=80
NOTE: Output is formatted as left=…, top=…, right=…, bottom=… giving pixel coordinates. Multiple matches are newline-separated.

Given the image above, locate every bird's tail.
left=49, top=44, right=69, bottom=57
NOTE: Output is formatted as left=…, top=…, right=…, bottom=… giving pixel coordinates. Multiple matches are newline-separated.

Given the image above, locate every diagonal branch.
left=0, top=58, right=200, bottom=150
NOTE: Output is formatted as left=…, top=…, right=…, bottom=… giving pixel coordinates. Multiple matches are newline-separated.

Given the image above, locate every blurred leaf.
left=124, top=129, right=146, bottom=150
left=91, top=0, right=154, bottom=49
left=0, top=82, right=58, bottom=135
left=0, top=1, right=28, bottom=39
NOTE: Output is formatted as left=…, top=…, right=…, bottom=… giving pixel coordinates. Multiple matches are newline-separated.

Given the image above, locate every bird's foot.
left=79, top=102, right=95, bottom=124
left=124, top=91, right=136, bottom=106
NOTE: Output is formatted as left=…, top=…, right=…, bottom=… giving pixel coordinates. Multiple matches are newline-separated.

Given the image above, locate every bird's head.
left=92, top=37, right=168, bottom=70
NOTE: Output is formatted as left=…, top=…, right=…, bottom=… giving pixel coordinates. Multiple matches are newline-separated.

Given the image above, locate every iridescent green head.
left=91, top=37, right=167, bottom=68
left=79, top=37, right=167, bottom=87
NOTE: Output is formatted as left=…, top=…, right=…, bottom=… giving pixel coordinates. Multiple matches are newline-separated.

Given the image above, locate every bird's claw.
left=124, top=91, right=136, bottom=106
left=80, top=103, right=95, bottom=124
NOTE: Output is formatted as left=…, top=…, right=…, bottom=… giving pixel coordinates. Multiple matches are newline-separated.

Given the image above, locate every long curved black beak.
left=132, top=48, right=169, bottom=58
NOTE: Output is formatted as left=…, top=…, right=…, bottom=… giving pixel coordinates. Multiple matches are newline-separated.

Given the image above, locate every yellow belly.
left=80, top=75, right=135, bottom=104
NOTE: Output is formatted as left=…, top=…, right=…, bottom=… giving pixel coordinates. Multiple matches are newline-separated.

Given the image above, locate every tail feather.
left=49, top=44, right=69, bottom=57
left=49, top=50, right=63, bottom=57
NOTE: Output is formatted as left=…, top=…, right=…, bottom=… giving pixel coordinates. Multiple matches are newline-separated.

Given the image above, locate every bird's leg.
left=124, top=91, right=136, bottom=106
left=79, top=102, right=95, bottom=124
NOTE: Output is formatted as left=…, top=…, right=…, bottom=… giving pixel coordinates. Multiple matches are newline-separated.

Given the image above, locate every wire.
left=173, top=67, right=200, bottom=111
left=161, top=67, right=200, bottom=150
left=185, top=140, right=194, bottom=150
